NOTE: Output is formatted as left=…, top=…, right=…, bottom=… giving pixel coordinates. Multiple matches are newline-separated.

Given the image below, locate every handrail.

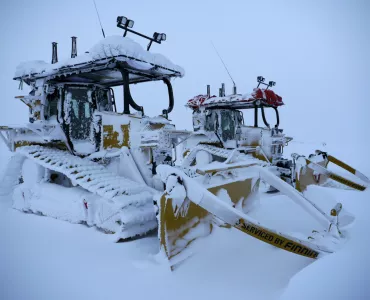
left=116, top=63, right=144, bottom=115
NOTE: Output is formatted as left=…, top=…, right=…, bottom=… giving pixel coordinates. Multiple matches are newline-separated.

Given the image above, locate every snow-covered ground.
left=0, top=141, right=369, bottom=300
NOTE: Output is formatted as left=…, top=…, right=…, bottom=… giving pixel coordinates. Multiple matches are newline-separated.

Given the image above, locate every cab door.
left=64, top=86, right=96, bottom=154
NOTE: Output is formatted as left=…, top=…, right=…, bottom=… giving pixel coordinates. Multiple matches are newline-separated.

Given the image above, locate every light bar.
left=257, top=76, right=265, bottom=83
left=116, top=16, right=167, bottom=51
left=153, top=32, right=166, bottom=42
left=117, top=16, right=134, bottom=29
left=256, top=76, right=276, bottom=89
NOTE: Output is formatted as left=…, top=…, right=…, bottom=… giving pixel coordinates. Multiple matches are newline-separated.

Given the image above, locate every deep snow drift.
left=0, top=142, right=369, bottom=300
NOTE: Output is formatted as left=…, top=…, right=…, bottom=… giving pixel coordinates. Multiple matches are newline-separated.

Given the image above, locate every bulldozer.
left=0, top=16, right=368, bottom=269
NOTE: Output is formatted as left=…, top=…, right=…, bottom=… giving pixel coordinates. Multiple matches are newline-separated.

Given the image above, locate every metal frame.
left=14, top=55, right=182, bottom=86
left=0, top=130, right=12, bottom=151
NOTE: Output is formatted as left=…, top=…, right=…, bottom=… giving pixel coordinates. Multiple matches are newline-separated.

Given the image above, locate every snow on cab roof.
left=187, top=88, right=284, bottom=109
left=14, top=35, right=184, bottom=80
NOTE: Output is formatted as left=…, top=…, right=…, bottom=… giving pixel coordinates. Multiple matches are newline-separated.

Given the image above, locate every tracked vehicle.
left=1, top=16, right=368, bottom=269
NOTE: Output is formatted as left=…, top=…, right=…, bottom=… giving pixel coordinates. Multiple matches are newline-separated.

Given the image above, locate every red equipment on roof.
left=186, top=88, right=283, bottom=109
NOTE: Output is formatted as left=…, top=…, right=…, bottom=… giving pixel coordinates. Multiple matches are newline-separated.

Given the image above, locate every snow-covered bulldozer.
left=0, top=16, right=368, bottom=269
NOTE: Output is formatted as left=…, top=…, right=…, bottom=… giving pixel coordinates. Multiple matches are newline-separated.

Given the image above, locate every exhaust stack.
left=71, top=36, right=77, bottom=58
left=207, top=85, right=210, bottom=97
left=51, top=42, right=58, bottom=64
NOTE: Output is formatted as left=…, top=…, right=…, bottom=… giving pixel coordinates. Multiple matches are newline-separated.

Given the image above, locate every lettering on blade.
left=235, top=219, right=319, bottom=259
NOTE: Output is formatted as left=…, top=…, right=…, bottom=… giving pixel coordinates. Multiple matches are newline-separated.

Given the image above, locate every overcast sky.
left=0, top=0, right=369, bottom=149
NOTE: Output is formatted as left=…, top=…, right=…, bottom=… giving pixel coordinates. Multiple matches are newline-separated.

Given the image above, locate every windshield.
left=205, top=110, right=217, bottom=131
left=95, top=88, right=112, bottom=112
left=220, top=110, right=235, bottom=141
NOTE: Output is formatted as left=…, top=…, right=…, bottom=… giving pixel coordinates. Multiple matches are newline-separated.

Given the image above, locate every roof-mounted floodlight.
left=156, top=33, right=166, bottom=41
left=153, top=32, right=166, bottom=42
left=257, top=76, right=276, bottom=89
left=153, top=32, right=159, bottom=42
left=257, top=76, right=265, bottom=83
left=257, top=76, right=265, bottom=88
left=117, top=16, right=127, bottom=26
left=116, top=16, right=166, bottom=51
left=116, top=16, right=134, bottom=28
left=265, top=80, right=276, bottom=90
left=117, top=16, right=135, bottom=37
left=147, top=31, right=167, bottom=50
left=127, top=20, right=134, bottom=28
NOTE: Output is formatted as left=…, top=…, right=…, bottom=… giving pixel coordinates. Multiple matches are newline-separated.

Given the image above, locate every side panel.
left=103, top=124, right=130, bottom=149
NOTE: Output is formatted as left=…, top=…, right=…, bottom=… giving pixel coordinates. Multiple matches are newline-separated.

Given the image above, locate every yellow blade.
left=158, top=178, right=255, bottom=267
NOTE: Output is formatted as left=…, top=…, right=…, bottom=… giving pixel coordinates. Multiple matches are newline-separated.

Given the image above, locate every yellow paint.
left=235, top=219, right=319, bottom=259
left=149, top=123, right=165, bottom=130
left=196, top=163, right=258, bottom=175
left=208, top=178, right=252, bottom=207
left=182, top=149, right=190, bottom=158
left=14, top=141, right=67, bottom=151
left=295, top=160, right=328, bottom=192
left=159, top=193, right=212, bottom=261
left=103, top=124, right=130, bottom=149
left=329, top=173, right=366, bottom=191
left=328, top=155, right=356, bottom=175
left=160, top=176, right=319, bottom=266
left=159, top=178, right=255, bottom=264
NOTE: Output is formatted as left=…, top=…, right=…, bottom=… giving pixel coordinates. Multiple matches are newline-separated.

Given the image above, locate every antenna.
left=211, top=41, right=237, bottom=94
left=93, top=0, right=106, bottom=38
left=51, top=42, right=58, bottom=64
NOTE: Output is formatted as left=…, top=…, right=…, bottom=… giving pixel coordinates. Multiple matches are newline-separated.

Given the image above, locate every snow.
left=186, top=88, right=283, bottom=109
left=1, top=1, right=369, bottom=298
left=281, top=188, right=370, bottom=300
left=14, top=35, right=185, bottom=79
left=0, top=141, right=370, bottom=299
left=14, top=60, right=50, bottom=78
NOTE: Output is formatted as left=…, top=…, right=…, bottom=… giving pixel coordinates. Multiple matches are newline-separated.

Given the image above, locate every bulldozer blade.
left=306, top=157, right=368, bottom=191
left=294, top=151, right=369, bottom=192
left=158, top=176, right=258, bottom=268
left=158, top=165, right=335, bottom=269
left=295, top=159, right=329, bottom=192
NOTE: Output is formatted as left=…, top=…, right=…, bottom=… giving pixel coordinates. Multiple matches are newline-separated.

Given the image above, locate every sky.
left=0, top=0, right=369, bottom=149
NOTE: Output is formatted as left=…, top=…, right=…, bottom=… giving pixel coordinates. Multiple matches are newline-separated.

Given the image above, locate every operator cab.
left=187, top=77, right=288, bottom=161
left=11, top=16, right=183, bottom=156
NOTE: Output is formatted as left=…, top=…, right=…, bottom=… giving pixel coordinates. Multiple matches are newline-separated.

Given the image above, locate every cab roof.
left=186, top=88, right=284, bottom=109
left=14, top=35, right=184, bottom=87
